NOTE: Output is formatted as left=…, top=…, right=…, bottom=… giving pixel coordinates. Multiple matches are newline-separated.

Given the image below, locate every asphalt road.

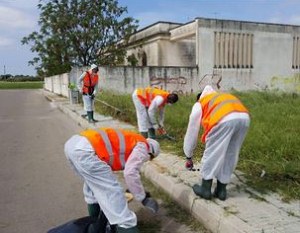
left=0, top=89, right=85, bottom=233
left=0, top=89, right=204, bottom=233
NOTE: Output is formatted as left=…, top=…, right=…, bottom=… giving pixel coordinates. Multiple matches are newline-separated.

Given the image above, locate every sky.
left=1, top=0, right=300, bottom=76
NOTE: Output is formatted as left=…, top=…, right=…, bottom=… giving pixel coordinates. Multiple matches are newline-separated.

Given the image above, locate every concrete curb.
left=142, top=155, right=253, bottom=233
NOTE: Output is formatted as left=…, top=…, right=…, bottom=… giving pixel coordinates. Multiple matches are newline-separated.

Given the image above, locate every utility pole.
left=3, top=65, right=6, bottom=75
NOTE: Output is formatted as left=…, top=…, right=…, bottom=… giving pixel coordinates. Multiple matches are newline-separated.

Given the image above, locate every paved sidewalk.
left=44, top=90, right=300, bottom=233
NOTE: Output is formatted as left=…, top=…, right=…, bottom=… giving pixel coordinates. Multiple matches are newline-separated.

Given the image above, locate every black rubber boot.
left=148, top=128, right=156, bottom=139
left=192, top=179, right=213, bottom=200
left=87, top=203, right=100, bottom=217
left=140, top=131, right=148, bottom=138
left=213, top=180, right=227, bottom=201
left=117, top=226, right=139, bottom=233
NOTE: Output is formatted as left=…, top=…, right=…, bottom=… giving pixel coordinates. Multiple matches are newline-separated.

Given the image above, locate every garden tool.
left=156, top=127, right=176, bottom=141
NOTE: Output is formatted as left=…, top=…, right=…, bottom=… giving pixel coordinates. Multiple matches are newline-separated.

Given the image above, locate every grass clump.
left=95, top=90, right=300, bottom=201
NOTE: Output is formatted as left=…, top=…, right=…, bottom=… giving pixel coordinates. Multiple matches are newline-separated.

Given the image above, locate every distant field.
left=0, top=81, right=43, bottom=89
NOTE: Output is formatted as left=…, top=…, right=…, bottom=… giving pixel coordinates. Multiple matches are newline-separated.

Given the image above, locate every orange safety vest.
left=80, top=128, right=149, bottom=171
left=82, top=71, right=99, bottom=95
left=136, top=87, right=169, bottom=107
left=199, top=93, right=249, bottom=143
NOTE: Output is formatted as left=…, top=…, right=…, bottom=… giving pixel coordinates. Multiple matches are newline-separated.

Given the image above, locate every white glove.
left=152, top=123, right=159, bottom=130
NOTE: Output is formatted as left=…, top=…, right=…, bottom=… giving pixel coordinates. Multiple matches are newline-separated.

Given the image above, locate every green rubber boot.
left=87, top=203, right=100, bottom=217
left=91, top=111, right=98, bottom=123
left=213, top=180, right=227, bottom=201
left=87, top=111, right=93, bottom=123
left=148, top=128, right=156, bottom=139
left=140, top=131, right=148, bottom=138
left=117, top=226, right=139, bottom=233
left=192, top=179, right=213, bottom=200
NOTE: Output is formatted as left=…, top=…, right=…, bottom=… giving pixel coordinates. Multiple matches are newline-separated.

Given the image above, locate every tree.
left=127, top=54, right=138, bottom=66
left=22, top=0, right=139, bottom=76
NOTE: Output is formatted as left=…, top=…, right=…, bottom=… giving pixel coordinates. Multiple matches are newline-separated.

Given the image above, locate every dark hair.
left=167, top=93, right=179, bottom=104
left=196, top=92, right=202, bottom=101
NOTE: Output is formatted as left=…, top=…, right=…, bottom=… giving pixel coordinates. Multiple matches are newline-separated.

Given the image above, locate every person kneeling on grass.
left=183, top=85, right=250, bottom=201
left=64, top=127, right=160, bottom=233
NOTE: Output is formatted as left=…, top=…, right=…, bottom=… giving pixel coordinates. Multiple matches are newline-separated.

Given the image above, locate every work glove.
left=90, top=94, right=95, bottom=99
left=185, top=157, right=194, bottom=170
left=157, top=127, right=167, bottom=135
left=142, top=197, right=159, bottom=213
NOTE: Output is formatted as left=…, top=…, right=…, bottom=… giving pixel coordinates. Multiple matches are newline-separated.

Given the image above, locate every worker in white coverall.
left=64, top=128, right=160, bottom=233
left=183, top=85, right=250, bottom=201
left=77, top=64, right=99, bottom=123
left=132, top=87, right=179, bottom=139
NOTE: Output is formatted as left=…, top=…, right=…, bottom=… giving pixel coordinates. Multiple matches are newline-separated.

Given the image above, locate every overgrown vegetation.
left=95, top=90, right=300, bottom=201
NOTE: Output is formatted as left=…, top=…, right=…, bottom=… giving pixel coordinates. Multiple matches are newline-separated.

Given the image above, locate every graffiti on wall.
left=150, top=76, right=189, bottom=94
left=271, top=74, right=300, bottom=92
left=198, top=72, right=222, bottom=90
left=150, top=72, right=223, bottom=94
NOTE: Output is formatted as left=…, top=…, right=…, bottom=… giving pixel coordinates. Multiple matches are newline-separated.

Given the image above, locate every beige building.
left=125, top=18, right=300, bottom=92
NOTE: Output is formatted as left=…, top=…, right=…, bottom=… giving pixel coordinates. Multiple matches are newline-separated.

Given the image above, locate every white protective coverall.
left=183, top=85, right=250, bottom=184
left=77, top=70, right=99, bottom=111
left=132, top=89, right=165, bottom=132
left=64, top=134, right=151, bottom=228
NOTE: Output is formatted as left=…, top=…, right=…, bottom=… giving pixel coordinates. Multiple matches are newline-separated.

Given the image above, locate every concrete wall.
left=44, top=73, right=69, bottom=96
left=68, top=66, right=199, bottom=95
left=197, top=19, right=300, bottom=92
left=45, top=66, right=199, bottom=97
left=44, top=64, right=299, bottom=99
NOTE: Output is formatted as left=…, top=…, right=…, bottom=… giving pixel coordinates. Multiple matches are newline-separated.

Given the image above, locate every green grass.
left=0, top=81, right=43, bottom=89
left=95, top=91, right=300, bottom=201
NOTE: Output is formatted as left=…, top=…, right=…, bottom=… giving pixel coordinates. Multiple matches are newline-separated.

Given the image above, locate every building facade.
left=125, top=18, right=300, bottom=92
